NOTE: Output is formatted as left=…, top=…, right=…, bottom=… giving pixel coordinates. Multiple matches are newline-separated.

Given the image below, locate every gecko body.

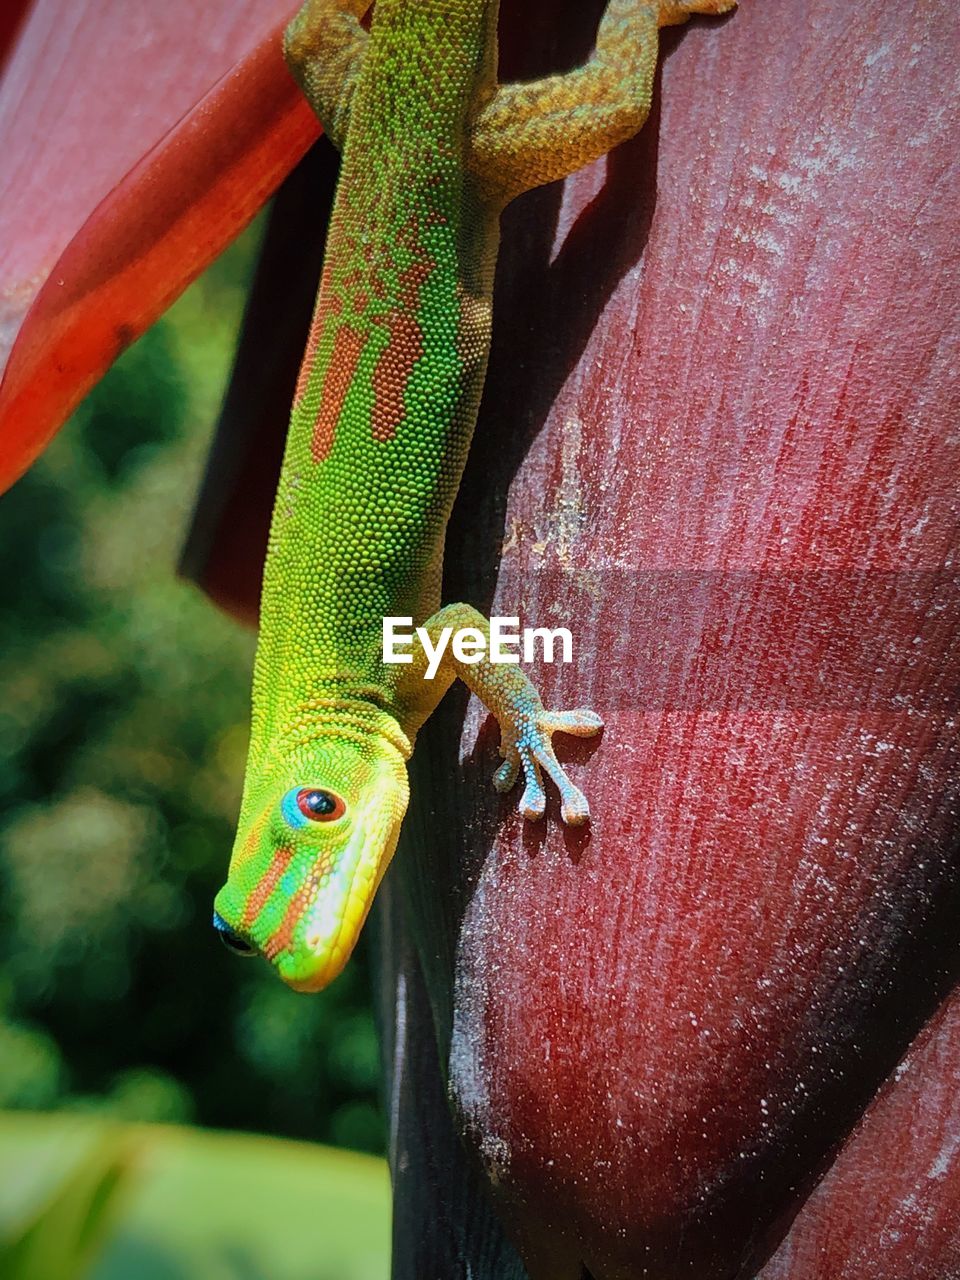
left=213, top=0, right=734, bottom=991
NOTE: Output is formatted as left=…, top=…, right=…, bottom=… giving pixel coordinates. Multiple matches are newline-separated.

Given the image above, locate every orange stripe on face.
left=263, top=880, right=311, bottom=961
left=262, top=853, right=334, bottom=962
left=311, top=324, right=365, bottom=462
left=242, top=845, right=293, bottom=930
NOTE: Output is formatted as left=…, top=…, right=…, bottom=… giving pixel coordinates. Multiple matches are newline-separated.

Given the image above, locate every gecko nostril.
left=212, top=911, right=257, bottom=957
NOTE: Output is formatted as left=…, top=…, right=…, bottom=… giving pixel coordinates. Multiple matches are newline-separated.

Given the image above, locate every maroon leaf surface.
left=404, top=2, right=960, bottom=1276
left=760, top=986, right=960, bottom=1280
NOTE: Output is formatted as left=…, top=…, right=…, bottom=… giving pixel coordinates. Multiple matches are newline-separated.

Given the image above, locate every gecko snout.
left=212, top=910, right=257, bottom=957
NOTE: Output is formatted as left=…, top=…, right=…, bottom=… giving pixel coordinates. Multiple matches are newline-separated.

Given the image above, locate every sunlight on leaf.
left=0, top=1116, right=136, bottom=1280
left=0, top=1113, right=390, bottom=1280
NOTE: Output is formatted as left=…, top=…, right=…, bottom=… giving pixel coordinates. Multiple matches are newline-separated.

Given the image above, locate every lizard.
left=212, top=0, right=735, bottom=992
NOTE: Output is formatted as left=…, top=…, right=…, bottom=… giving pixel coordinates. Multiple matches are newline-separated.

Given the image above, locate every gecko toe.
left=560, top=787, right=591, bottom=826
left=545, top=708, right=603, bottom=737
left=493, top=756, right=519, bottom=792
left=519, top=782, right=547, bottom=820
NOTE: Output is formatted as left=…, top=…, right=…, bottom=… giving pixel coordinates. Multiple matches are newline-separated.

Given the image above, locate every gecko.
left=213, top=0, right=735, bottom=992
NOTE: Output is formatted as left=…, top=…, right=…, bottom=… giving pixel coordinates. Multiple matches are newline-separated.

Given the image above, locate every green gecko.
left=213, top=0, right=735, bottom=991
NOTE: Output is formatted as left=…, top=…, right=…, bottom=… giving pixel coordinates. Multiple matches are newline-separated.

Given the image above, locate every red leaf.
left=761, top=991, right=960, bottom=1280
left=0, top=0, right=319, bottom=492
left=396, top=2, right=959, bottom=1276
left=0, top=0, right=30, bottom=73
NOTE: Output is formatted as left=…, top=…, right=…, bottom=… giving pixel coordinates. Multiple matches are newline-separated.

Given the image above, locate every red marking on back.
left=242, top=845, right=293, bottom=929
left=311, top=324, right=365, bottom=462
left=372, top=313, right=424, bottom=443
left=370, top=258, right=434, bottom=444
left=398, top=260, right=432, bottom=307
left=398, top=214, right=420, bottom=251
left=293, top=265, right=340, bottom=410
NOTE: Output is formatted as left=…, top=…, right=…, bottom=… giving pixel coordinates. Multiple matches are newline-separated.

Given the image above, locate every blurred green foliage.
left=0, top=1111, right=389, bottom=1280
left=0, top=1115, right=135, bottom=1280
left=0, top=222, right=385, bottom=1155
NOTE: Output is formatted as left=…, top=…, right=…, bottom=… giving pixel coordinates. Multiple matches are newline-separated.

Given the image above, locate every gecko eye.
left=297, top=788, right=344, bottom=821
left=281, top=787, right=346, bottom=828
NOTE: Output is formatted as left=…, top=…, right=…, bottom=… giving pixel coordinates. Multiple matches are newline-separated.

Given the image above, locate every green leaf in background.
left=0, top=1112, right=390, bottom=1280
left=0, top=1113, right=136, bottom=1280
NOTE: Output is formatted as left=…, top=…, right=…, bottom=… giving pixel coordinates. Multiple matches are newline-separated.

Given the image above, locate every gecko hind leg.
left=658, top=1, right=737, bottom=24
left=468, top=0, right=736, bottom=204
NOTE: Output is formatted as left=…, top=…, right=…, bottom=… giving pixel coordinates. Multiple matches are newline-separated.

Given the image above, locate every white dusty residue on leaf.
left=532, top=414, right=587, bottom=571
left=863, top=41, right=893, bottom=69
left=388, top=968, right=408, bottom=1169
left=720, top=103, right=874, bottom=330
left=715, top=145, right=805, bottom=329
left=926, top=1123, right=960, bottom=1183
left=448, top=878, right=513, bottom=1186
left=555, top=414, right=586, bottom=568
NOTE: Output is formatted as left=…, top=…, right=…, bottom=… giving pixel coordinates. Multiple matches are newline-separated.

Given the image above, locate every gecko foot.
left=492, top=708, right=603, bottom=825
left=658, top=0, right=737, bottom=26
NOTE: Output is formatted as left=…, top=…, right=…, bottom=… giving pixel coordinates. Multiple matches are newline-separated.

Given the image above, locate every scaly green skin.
left=213, top=0, right=735, bottom=992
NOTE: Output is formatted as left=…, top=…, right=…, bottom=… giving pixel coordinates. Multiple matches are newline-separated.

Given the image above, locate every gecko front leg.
left=397, top=604, right=603, bottom=825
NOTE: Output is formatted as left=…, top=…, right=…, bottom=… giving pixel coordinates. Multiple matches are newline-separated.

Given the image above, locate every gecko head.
left=212, top=735, right=409, bottom=992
